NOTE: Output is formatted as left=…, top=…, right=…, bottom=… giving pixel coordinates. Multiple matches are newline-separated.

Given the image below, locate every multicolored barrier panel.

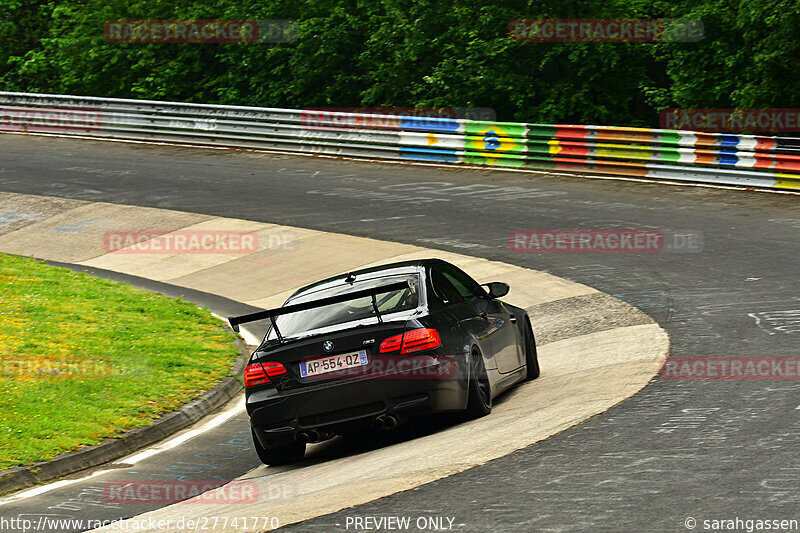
left=1, top=92, right=798, bottom=191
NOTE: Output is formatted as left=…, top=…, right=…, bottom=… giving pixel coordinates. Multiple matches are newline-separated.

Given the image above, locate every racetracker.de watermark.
left=661, top=357, right=800, bottom=380
left=300, top=107, right=496, bottom=130
left=300, top=355, right=458, bottom=381
left=1, top=107, right=102, bottom=132
left=104, top=230, right=260, bottom=254
left=1, top=358, right=113, bottom=379
left=104, top=19, right=297, bottom=43
left=509, top=18, right=704, bottom=42
left=660, top=108, right=800, bottom=133
left=509, top=229, right=703, bottom=253
left=103, top=480, right=258, bottom=504
left=0, top=516, right=281, bottom=533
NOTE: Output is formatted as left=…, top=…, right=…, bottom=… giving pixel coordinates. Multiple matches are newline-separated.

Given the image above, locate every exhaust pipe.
left=297, top=430, right=333, bottom=443
left=371, top=415, right=399, bottom=430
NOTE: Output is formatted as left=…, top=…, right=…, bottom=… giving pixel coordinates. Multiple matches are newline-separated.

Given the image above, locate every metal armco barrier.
left=2, top=92, right=799, bottom=191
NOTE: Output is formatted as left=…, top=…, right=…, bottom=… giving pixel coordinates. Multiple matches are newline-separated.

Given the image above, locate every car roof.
left=289, top=258, right=447, bottom=299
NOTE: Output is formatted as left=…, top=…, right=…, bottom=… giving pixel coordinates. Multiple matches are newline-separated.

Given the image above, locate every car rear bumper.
left=247, top=356, right=468, bottom=447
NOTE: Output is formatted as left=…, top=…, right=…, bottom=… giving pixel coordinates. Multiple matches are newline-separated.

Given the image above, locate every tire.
left=523, top=318, right=540, bottom=381
left=465, top=348, right=492, bottom=418
left=251, top=429, right=306, bottom=466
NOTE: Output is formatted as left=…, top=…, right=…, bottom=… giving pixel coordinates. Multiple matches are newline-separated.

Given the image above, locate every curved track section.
left=0, top=189, right=665, bottom=531
left=0, top=134, right=799, bottom=531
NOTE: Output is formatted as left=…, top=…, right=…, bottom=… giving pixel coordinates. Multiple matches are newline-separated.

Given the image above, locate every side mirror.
left=482, top=282, right=509, bottom=299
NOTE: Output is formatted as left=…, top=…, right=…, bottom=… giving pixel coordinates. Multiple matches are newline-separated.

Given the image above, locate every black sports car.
left=229, top=258, right=539, bottom=465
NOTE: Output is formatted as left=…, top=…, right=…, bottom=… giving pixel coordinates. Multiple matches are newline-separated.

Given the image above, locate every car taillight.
left=243, top=362, right=286, bottom=387
left=379, top=334, right=403, bottom=353
left=379, top=328, right=441, bottom=354
left=262, top=361, right=286, bottom=376
left=400, top=328, right=441, bottom=354
left=244, top=363, right=269, bottom=387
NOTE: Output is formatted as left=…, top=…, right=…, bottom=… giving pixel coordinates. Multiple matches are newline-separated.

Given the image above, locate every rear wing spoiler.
left=227, top=280, right=414, bottom=341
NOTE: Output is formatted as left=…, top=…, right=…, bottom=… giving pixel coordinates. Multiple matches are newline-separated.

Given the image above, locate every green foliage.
left=0, top=253, right=238, bottom=469
left=0, top=0, right=797, bottom=126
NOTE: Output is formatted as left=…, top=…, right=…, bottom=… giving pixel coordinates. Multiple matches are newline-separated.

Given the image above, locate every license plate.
left=299, top=350, right=368, bottom=378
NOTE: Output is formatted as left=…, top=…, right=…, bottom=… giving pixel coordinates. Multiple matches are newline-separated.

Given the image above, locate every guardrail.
left=2, top=91, right=799, bottom=191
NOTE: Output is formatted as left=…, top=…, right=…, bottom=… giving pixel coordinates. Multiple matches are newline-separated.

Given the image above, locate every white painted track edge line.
left=0, top=396, right=245, bottom=505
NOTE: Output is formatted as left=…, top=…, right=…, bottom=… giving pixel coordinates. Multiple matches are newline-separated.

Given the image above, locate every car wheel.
left=523, top=318, right=540, bottom=381
left=465, top=348, right=492, bottom=418
left=251, top=429, right=306, bottom=466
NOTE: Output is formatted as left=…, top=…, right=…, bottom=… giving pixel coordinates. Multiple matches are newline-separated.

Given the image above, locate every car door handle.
left=509, top=315, right=517, bottom=324
left=479, top=311, right=488, bottom=319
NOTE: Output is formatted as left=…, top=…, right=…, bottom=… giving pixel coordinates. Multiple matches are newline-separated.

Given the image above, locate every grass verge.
left=0, top=253, right=239, bottom=470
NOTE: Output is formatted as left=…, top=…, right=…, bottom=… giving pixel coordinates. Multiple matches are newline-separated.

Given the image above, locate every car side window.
left=430, top=266, right=464, bottom=304
left=441, top=265, right=483, bottom=300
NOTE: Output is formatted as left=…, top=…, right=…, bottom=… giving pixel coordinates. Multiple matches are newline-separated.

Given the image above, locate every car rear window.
left=268, top=274, right=420, bottom=340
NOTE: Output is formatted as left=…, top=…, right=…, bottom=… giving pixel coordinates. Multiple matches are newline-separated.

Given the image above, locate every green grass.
left=0, top=254, right=240, bottom=470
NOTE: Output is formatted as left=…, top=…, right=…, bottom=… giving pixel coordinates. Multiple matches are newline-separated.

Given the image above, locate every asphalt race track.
left=2, top=134, right=800, bottom=532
